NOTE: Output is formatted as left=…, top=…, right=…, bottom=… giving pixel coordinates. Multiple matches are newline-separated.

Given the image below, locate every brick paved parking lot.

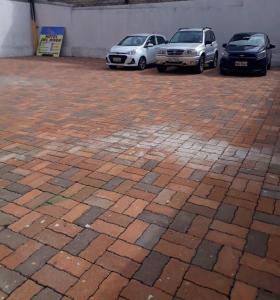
left=0, top=57, right=280, bottom=300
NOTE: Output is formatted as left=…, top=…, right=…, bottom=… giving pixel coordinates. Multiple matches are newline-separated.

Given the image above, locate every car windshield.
left=228, top=34, right=265, bottom=47
left=118, top=36, right=147, bottom=46
left=170, top=31, right=203, bottom=43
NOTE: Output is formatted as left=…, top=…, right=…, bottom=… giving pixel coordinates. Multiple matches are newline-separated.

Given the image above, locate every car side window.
left=205, top=31, right=211, bottom=43
left=157, top=36, right=166, bottom=45
left=266, top=36, right=270, bottom=48
left=210, top=31, right=216, bottom=42
left=147, top=35, right=157, bottom=46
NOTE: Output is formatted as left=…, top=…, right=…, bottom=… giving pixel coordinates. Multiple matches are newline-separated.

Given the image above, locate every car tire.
left=157, top=65, right=167, bottom=73
left=195, top=55, right=205, bottom=74
left=220, top=68, right=228, bottom=75
left=259, top=66, right=267, bottom=76
left=138, top=57, right=147, bottom=71
left=109, top=65, right=117, bottom=70
left=267, top=58, right=271, bottom=70
left=209, top=52, right=218, bottom=68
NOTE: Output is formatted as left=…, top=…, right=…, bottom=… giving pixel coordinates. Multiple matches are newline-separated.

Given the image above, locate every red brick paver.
left=0, top=57, right=279, bottom=299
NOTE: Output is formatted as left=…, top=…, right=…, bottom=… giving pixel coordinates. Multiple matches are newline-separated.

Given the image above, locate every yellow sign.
left=37, top=27, right=65, bottom=57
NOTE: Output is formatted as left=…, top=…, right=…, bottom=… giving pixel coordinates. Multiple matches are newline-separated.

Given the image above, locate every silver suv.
left=156, top=27, right=219, bottom=73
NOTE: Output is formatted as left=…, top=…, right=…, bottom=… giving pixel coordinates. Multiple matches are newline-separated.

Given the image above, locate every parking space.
left=0, top=57, right=280, bottom=299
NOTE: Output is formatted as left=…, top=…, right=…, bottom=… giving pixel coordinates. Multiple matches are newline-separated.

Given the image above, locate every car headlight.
left=184, top=49, right=197, bottom=56
left=222, top=51, right=229, bottom=58
left=158, top=49, right=167, bottom=55
left=128, top=50, right=136, bottom=55
left=257, top=50, right=266, bottom=60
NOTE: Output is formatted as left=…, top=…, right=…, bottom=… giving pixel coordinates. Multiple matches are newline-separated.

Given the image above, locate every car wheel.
left=157, top=65, right=167, bottom=73
left=259, top=66, right=267, bottom=76
left=138, top=57, right=147, bottom=71
left=109, top=65, right=117, bottom=70
left=267, top=58, right=271, bottom=70
left=220, top=67, right=229, bottom=75
left=209, top=53, right=218, bottom=68
left=195, top=55, right=205, bottom=74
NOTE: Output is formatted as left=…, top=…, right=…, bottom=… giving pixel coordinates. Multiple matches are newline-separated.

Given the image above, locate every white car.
left=106, top=34, right=167, bottom=70
left=156, top=27, right=219, bottom=73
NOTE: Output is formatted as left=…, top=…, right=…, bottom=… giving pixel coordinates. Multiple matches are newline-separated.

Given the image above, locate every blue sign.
left=37, top=26, right=65, bottom=57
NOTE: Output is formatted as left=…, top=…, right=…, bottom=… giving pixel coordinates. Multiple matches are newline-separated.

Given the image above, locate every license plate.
left=235, top=61, right=248, bottom=67
left=113, top=57, right=121, bottom=62
left=167, top=57, right=180, bottom=63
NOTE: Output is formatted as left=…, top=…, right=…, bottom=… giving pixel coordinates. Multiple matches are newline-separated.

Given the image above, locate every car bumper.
left=220, top=57, right=267, bottom=73
left=106, top=54, right=139, bottom=67
left=156, top=55, right=200, bottom=66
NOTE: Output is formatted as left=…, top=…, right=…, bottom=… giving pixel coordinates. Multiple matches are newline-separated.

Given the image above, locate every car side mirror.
left=222, top=43, right=227, bottom=48
left=145, top=43, right=154, bottom=48
left=205, top=40, right=212, bottom=45
left=269, top=44, right=276, bottom=49
left=165, top=40, right=169, bottom=44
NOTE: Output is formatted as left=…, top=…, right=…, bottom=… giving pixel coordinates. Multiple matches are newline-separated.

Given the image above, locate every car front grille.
left=229, top=52, right=257, bottom=59
left=167, top=49, right=184, bottom=56
left=109, top=55, right=127, bottom=64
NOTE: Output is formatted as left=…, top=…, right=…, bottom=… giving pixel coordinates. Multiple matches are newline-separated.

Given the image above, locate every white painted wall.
left=35, top=0, right=280, bottom=64
left=1, top=0, right=280, bottom=64
left=35, top=2, right=73, bottom=56
left=0, top=0, right=33, bottom=57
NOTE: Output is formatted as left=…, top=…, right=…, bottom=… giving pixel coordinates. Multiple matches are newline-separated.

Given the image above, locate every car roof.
left=127, top=33, right=164, bottom=37
left=178, top=27, right=211, bottom=32
left=232, top=32, right=266, bottom=36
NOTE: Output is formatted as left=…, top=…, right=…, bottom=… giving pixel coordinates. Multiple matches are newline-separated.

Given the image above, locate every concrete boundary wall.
left=0, top=0, right=33, bottom=57
left=1, top=0, right=280, bottom=64
left=36, top=0, right=280, bottom=64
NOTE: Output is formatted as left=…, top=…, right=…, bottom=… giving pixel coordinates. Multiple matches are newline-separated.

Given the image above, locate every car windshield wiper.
left=229, top=43, right=257, bottom=47
left=170, top=41, right=195, bottom=43
left=243, top=44, right=259, bottom=47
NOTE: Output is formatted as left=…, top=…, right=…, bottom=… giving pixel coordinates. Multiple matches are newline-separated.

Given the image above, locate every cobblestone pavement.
left=0, top=57, right=280, bottom=300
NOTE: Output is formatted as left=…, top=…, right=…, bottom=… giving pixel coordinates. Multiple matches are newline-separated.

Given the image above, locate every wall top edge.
left=6, top=0, right=191, bottom=9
